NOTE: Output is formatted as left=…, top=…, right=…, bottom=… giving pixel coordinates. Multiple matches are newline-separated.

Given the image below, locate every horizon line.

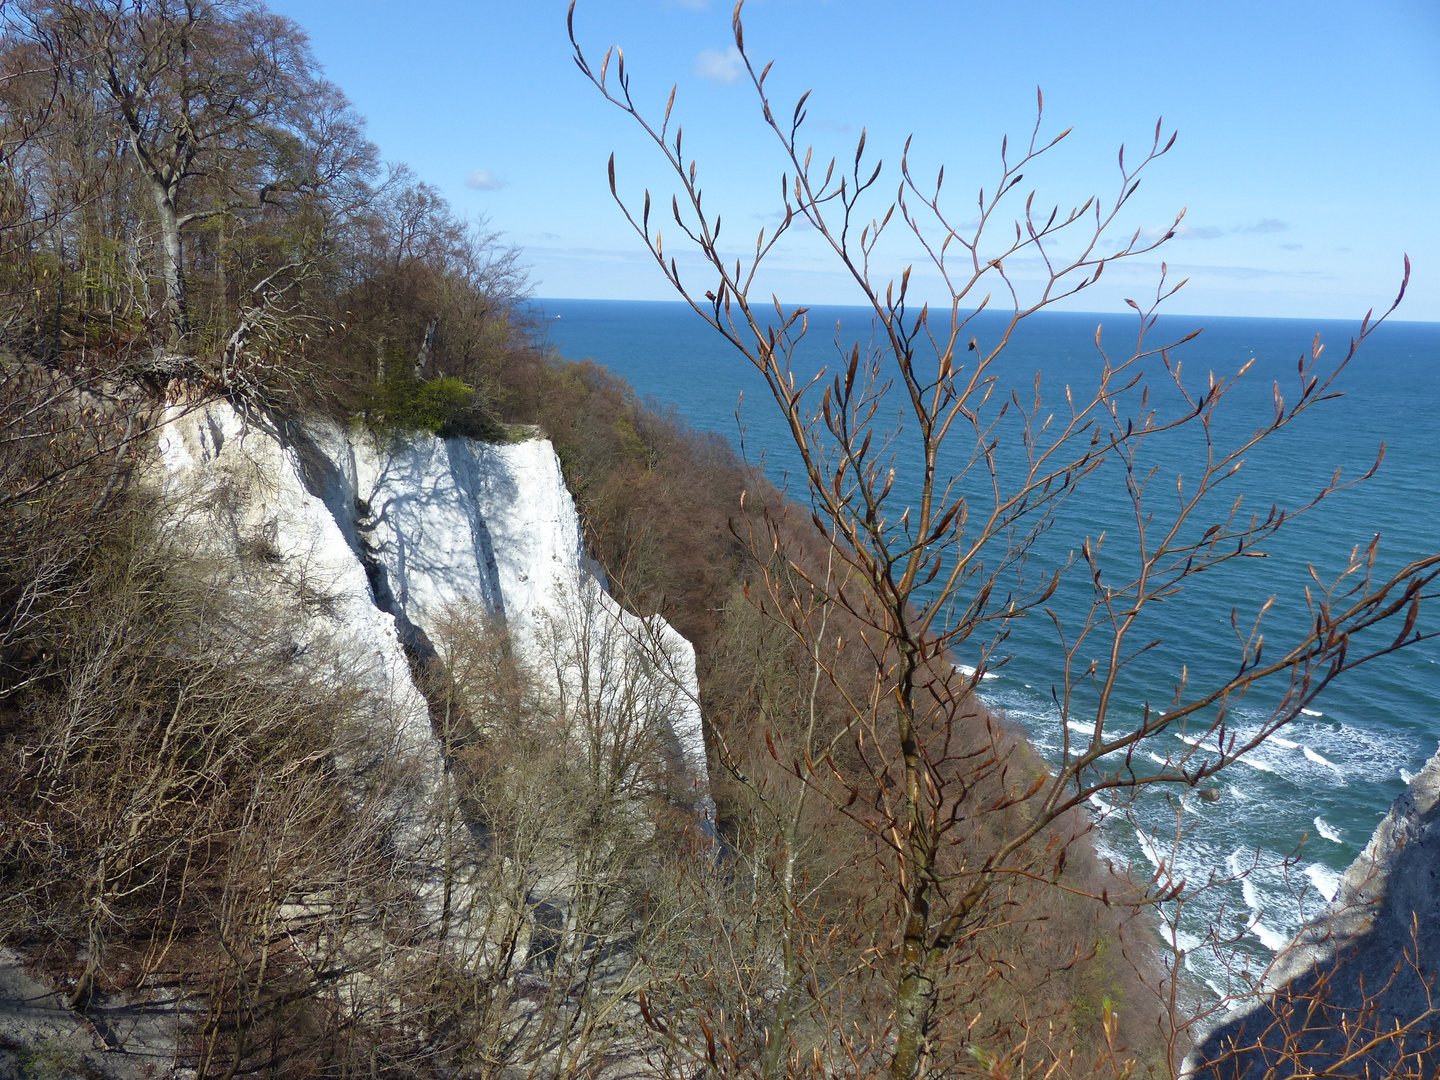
left=528, top=296, right=1440, bottom=328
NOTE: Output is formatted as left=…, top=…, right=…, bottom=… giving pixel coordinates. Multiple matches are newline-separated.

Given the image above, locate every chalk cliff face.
left=153, top=397, right=710, bottom=843
left=0, top=399, right=711, bottom=1077
left=1186, top=747, right=1440, bottom=1078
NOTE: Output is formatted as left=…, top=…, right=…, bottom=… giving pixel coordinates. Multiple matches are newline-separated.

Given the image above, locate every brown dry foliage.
left=668, top=500, right=1170, bottom=1079
left=0, top=392, right=419, bottom=1076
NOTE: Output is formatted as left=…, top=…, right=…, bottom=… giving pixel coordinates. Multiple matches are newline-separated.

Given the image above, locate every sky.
left=267, top=0, right=1440, bottom=321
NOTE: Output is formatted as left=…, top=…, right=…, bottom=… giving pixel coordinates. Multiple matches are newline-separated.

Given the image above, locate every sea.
left=531, top=296, right=1440, bottom=999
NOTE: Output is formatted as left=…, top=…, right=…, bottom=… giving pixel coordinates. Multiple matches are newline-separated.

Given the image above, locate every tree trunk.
left=891, top=956, right=935, bottom=1080
left=149, top=183, right=189, bottom=344
left=415, top=315, right=437, bottom=376
left=892, top=669, right=936, bottom=1080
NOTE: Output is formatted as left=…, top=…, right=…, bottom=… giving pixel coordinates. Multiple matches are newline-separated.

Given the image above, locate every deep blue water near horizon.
left=532, top=296, right=1440, bottom=996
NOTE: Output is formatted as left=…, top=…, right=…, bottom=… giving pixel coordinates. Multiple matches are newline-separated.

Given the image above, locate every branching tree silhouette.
left=13, top=0, right=364, bottom=343
left=570, top=3, right=1440, bottom=1076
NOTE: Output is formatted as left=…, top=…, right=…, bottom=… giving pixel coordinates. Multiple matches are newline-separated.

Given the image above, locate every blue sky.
left=268, top=1, right=1439, bottom=321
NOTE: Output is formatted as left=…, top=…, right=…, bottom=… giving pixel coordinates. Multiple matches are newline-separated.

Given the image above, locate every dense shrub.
left=365, top=372, right=481, bottom=436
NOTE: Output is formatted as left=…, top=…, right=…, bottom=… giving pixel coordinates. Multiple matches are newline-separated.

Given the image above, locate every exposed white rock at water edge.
left=152, top=399, right=711, bottom=883
left=1183, top=745, right=1440, bottom=1077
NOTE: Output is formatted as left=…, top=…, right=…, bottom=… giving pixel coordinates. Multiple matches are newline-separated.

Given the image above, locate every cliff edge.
left=154, top=398, right=709, bottom=807
left=1185, top=746, right=1440, bottom=1078
left=0, top=396, right=713, bottom=1077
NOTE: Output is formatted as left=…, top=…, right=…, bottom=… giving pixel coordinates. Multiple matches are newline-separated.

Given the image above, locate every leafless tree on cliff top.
left=10, top=0, right=366, bottom=343
left=570, top=3, right=1440, bottom=1077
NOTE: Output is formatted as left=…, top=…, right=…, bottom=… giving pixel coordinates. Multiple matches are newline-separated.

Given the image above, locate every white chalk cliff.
left=153, top=398, right=710, bottom=874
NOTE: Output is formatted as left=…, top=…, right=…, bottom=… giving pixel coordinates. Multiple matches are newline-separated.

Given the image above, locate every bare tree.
left=12, top=0, right=365, bottom=343
left=570, top=3, right=1440, bottom=1077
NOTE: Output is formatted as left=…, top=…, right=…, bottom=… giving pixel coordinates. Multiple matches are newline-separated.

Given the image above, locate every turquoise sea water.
left=534, top=296, right=1440, bottom=995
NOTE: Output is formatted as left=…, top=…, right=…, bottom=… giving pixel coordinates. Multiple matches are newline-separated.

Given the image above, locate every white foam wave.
left=1003, top=681, right=1423, bottom=991
left=1300, top=708, right=1323, bottom=718
left=1305, top=864, right=1341, bottom=902
left=1201, top=705, right=1422, bottom=786
left=1313, top=816, right=1344, bottom=844
left=955, top=663, right=999, bottom=681
left=1175, top=731, right=1222, bottom=756
left=1134, top=829, right=1166, bottom=871
left=1249, top=919, right=1288, bottom=954
left=1401, top=768, right=1417, bottom=785
left=1241, top=877, right=1261, bottom=913
left=1173, top=929, right=1202, bottom=956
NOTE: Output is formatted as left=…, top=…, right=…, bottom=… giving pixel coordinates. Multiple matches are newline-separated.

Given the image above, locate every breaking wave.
left=1305, top=863, right=1341, bottom=902
left=1313, top=816, right=1344, bottom=844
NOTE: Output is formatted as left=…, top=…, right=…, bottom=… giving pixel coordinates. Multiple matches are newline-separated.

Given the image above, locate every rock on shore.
left=1185, top=746, right=1440, bottom=1078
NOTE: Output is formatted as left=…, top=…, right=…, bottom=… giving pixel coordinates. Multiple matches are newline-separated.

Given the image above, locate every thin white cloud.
left=1144, top=261, right=1323, bottom=281
left=751, top=209, right=814, bottom=232
left=1237, top=218, right=1288, bottom=234
left=1142, top=223, right=1225, bottom=241
left=465, top=168, right=506, bottom=191
left=694, top=45, right=744, bottom=85
left=1140, top=219, right=1290, bottom=242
